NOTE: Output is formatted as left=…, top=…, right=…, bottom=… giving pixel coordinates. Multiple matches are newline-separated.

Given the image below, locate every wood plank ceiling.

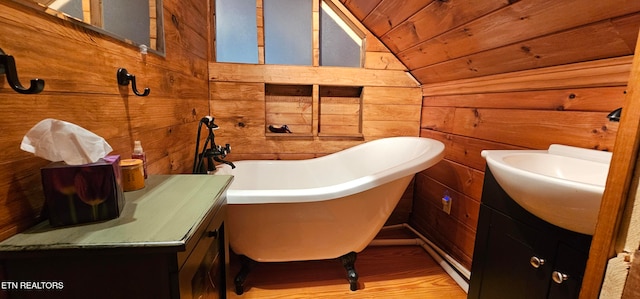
left=340, top=0, right=640, bottom=85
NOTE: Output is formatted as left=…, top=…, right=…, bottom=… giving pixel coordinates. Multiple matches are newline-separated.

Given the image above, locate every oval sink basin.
left=482, top=145, right=612, bottom=235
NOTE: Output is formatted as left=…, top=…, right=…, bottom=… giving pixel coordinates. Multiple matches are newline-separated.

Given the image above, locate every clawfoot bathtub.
left=214, top=136, right=445, bottom=293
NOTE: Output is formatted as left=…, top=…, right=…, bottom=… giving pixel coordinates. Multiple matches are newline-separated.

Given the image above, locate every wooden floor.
left=226, top=229, right=468, bottom=298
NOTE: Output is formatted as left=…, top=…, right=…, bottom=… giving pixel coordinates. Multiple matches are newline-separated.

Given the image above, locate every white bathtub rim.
left=216, top=137, right=445, bottom=204
left=224, top=174, right=408, bottom=204
left=222, top=158, right=442, bottom=204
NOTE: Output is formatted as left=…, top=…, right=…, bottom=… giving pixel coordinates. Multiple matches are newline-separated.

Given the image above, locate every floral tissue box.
left=41, top=155, right=125, bottom=227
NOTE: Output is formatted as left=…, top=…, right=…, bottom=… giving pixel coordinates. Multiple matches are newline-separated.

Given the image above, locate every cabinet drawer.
left=178, top=200, right=226, bottom=266
left=178, top=204, right=226, bottom=299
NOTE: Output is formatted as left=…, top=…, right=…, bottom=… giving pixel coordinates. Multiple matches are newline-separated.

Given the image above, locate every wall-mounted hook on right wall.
left=0, top=48, right=45, bottom=94
left=608, top=107, right=622, bottom=122
left=117, top=68, right=150, bottom=96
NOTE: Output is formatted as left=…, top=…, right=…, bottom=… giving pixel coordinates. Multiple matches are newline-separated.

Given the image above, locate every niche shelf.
left=264, top=84, right=364, bottom=139
left=265, top=84, right=314, bottom=137
left=318, top=85, right=363, bottom=139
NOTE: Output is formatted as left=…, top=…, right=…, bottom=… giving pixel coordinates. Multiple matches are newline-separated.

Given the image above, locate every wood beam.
left=580, top=30, right=640, bottom=299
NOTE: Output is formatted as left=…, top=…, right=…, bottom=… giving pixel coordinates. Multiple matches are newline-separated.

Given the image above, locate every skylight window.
left=319, top=1, right=363, bottom=67
left=214, top=0, right=363, bottom=67
left=264, top=0, right=313, bottom=65
left=215, top=0, right=259, bottom=64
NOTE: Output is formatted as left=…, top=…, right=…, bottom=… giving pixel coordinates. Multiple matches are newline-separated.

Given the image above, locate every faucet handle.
left=213, top=143, right=231, bottom=157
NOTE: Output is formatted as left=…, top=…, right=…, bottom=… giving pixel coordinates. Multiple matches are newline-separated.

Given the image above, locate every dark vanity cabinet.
left=468, top=168, right=592, bottom=299
left=0, top=175, right=232, bottom=299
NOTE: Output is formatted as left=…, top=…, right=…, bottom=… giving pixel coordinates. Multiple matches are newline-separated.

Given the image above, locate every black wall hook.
left=117, top=68, right=150, bottom=96
left=608, top=107, right=622, bottom=122
left=0, top=48, right=44, bottom=94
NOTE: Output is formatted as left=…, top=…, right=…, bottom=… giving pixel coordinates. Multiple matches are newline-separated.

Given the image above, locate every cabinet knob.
left=207, top=230, right=218, bottom=238
left=529, top=256, right=546, bottom=268
left=552, top=271, right=569, bottom=284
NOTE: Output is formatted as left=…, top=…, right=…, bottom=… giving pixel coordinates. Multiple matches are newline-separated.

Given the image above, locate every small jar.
left=120, top=159, right=145, bottom=191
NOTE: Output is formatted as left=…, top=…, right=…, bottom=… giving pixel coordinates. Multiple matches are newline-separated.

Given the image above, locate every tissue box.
left=41, top=155, right=125, bottom=227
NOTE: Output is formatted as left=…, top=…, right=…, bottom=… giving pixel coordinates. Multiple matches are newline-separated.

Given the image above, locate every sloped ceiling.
left=340, top=0, right=640, bottom=85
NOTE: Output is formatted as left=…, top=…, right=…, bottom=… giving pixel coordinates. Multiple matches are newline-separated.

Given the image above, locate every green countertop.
left=0, top=174, right=233, bottom=252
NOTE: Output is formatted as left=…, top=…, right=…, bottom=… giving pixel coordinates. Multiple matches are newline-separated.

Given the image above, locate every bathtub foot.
left=234, top=255, right=255, bottom=295
left=340, top=252, right=359, bottom=291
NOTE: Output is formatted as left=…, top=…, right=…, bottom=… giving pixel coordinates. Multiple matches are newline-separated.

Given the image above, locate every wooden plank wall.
left=208, top=70, right=421, bottom=158
left=340, top=0, right=640, bottom=270
left=0, top=0, right=209, bottom=240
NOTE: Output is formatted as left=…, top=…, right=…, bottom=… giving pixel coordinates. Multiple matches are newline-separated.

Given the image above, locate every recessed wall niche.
left=265, top=84, right=313, bottom=136
left=264, top=84, right=364, bottom=138
left=319, top=85, right=363, bottom=137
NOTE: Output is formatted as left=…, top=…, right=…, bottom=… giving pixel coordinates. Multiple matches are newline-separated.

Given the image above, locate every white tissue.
left=20, top=119, right=113, bottom=165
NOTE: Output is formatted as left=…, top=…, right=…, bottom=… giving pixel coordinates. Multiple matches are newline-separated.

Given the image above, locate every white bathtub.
left=215, top=136, right=445, bottom=263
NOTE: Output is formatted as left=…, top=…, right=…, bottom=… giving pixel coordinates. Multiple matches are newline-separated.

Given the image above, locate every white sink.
left=481, top=145, right=612, bottom=235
